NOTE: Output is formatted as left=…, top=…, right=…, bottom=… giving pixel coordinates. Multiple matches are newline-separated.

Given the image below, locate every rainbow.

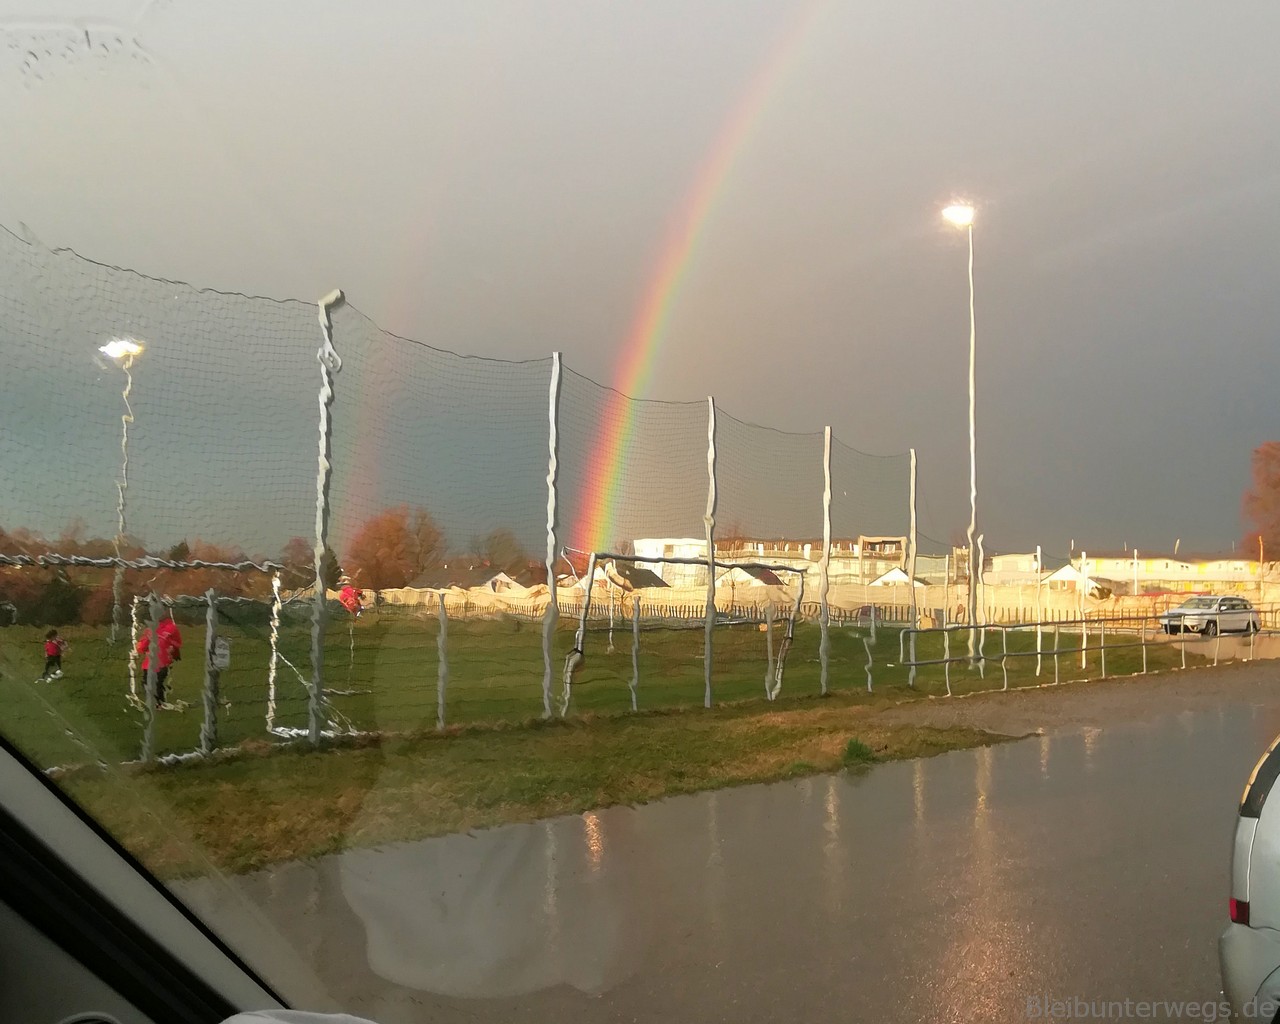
left=573, top=2, right=826, bottom=554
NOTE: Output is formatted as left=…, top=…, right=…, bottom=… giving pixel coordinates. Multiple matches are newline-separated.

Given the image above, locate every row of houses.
left=333, top=541, right=1273, bottom=603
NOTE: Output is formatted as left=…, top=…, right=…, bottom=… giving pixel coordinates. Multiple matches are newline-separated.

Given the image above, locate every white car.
left=1158, top=595, right=1261, bottom=637
left=1221, top=735, right=1280, bottom=1021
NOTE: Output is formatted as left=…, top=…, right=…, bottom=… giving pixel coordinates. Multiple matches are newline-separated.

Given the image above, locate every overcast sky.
left=0, top=1, right=1277, bottom=558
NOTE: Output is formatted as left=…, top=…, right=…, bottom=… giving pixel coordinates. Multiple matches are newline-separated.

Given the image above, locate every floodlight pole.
left=962, top=220, right=978, bottom=663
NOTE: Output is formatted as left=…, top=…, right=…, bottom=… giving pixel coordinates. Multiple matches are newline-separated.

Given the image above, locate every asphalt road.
left=182, top=679, right=1280, bottom=1023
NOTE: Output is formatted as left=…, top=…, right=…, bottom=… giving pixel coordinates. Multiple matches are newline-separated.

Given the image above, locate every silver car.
left=1158, top=595, right=1261, bottom=636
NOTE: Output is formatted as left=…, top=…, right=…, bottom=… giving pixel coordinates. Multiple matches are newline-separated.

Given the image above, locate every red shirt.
left=137, top=621, right=182, bottom=669
left=44, top=638, right=64, bottom=657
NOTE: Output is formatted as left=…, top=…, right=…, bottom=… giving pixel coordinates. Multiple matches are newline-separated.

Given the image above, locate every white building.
left=633, top=535, right=912, bottom=588
left=1077, top=552, right=1263, bottom=594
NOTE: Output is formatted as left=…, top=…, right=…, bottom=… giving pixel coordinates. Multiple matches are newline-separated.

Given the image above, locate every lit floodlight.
left=942, top=204, right=975, bottom=227
left=99, top=338, right=145, bottom=360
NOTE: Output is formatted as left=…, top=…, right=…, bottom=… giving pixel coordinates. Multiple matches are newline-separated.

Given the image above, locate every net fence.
left=0, top=226, right=932, bottom=765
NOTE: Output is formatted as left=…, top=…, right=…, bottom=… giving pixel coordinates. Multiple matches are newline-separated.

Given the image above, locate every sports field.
left=2, top=606, right=1201, bottom=769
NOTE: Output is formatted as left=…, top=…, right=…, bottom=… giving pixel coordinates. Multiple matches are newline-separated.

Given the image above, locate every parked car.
left=1157, top=596, right=1260, bottom=636
left=1221, top=733, right=1280, bottom=1021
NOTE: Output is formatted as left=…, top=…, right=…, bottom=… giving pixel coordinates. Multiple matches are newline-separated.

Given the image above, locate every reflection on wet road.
left=181, top=703, right=1280, bottom=1023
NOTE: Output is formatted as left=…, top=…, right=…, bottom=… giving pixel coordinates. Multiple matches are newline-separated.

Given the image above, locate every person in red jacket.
left=39, top=628, right=68, bottom=681
left=137, top=615, right=183, bottom=705
left=339, top=581, right=363, bottom=618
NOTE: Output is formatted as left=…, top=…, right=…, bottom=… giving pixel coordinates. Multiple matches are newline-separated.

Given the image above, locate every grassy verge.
left=55, top=692, right=1005, bottom=879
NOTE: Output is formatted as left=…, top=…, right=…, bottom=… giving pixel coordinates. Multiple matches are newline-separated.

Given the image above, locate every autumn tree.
left=345, top=506, right=444, bottom=591
left=278, top=536, right=343, bottom=591
left=471, top=528, right=529, bottom=573
left=1243, top=442, right=1280, bottom=557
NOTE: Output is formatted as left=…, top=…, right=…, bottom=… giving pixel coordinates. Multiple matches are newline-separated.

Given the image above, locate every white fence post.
left=437, top=591, right=448, bottom=731
left=310, top=288, right=345, bottom=746
left=1035, top=544, right=1043, bottom=677
left=542, top=352, right=562, bottom=719
left=1079, top=549, right=1088, bottom=672
left=199, top=589, right=220, bottom=756
left=127, top=594, right=143, bottom=709
left=819, top=426, right=833, bottom=695
left=564, top=552, right=598, bottom=715
left=976, top=533, right=986, bottom=676
left=907, top=448, right=918, bottom=690
left=141, top=592, right=162, bottom=764
left=629, top=595, right=640, bottom=711
left=764, top=601, right=776, bottom=699
left=703, top=396, right=717, bottom=709
left=266, top=572, right=281, bottom=734
left=943, top=628, right=952, bottom=696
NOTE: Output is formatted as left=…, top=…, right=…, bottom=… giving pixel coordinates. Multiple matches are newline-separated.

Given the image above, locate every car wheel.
left=1204, top=619, right=1219, bottom=638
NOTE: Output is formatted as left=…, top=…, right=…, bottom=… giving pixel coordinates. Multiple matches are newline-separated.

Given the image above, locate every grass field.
left=0, top=608, right=1211, bottom=878
left=1, top=608, right=1202, bottom=767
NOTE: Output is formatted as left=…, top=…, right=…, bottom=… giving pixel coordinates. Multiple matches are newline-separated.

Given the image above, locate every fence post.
left=564, top=553, right=598, bottom=715
left=629, top=595, right=640, bottom=711
left=764, top=601, right=775, bottom=699
left=943, top=627, right=952, bottom=696
left=542, top=352, right=562, bottom=719
left=819, top=426, right=833, bottom=695
left=1035, top=544, right=1043, bottom=677
left=907, top=447, right=918, bottom=690
left=1141, top=616, right=1148, bottom=674
left=266, top=572, right=281, bottom=734
left=1100, top=617, right=1107, bottom=679
left=1078, top=549, right=1088, bottom=673
left=976, top=533, right=986, bottom=676
left=607, top=585, right=616, bottom=654
left=1000, top=625, right=1009, bottom=691
left=127, top=594, right=143, bottom=708
left=310, top=288, right=345, bottom=747
left=1053, top=622, right=1060, bottom=685
left=141, top=592, right=162, bottom=764
left=437, top=591, right=448, bottom=731
left=703, top=396, right=718, bottom=709
left=199, top=589, right=220, bottom=756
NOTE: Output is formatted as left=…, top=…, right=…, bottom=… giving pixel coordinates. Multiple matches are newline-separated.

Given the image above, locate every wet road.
left=182, top=701, right=1280, bottom=1023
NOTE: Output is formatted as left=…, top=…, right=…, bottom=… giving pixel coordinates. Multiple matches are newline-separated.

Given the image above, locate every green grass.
left=53, top=699, right=1003, bottom=878
left=843, top=737, right=877, bottom=765
left=0, top=611, right=1207, bottom=878
left=0, top=611, right=1201, bottom=767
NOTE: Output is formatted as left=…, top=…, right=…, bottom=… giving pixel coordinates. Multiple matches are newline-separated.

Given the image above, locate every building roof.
left=716, top=565, right=784, bottom=586
left=406, top=563, right=506, bottom=590
left=868, top=567, right=928, bottom=586
left=609, top=561, right=669, bottom=590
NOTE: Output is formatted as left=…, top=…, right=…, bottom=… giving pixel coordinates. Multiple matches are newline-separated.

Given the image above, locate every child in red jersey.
left=39, top=628, right=68, bottom=681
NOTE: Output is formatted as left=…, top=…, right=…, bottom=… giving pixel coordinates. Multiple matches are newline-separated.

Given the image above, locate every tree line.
left=0, top=505, right=531, bottom=626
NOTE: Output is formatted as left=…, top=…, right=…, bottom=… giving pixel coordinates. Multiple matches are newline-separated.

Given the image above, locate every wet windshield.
left=1, top=3, right=1278, bottom=1022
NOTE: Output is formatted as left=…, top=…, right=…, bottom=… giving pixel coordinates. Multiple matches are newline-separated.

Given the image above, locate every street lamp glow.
left=99, top=338, right=145, bottom=360
left=942, top=204, right=976, bottom=227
